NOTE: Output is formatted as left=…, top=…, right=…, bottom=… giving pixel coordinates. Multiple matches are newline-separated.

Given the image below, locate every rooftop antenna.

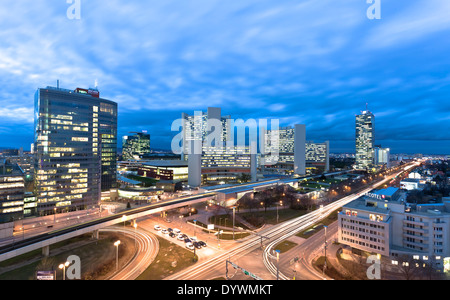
left=57, top=79, right=60, bottom=89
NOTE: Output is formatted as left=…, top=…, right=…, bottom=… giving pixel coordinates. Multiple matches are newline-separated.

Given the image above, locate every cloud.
left=0, top=0, right=448, bottom=153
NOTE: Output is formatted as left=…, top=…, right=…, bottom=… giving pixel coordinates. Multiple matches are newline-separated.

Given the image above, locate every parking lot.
left=153, top=224, right=208, bottom=252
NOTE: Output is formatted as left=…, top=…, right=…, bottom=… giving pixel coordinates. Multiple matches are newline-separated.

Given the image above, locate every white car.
left=161, top=229, right=168, bottom=235
left=154, top=225, right=161, bottom=231
left=173, top=228, right=181, bottom=235
left=185, top=243, right=195, bottom=250
left=177, top=234, right=185, bottom=241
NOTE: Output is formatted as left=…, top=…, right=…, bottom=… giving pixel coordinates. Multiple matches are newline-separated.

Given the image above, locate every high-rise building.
left=34, top=86, right=117, bottom=216
left=122, top=131, right=151, bottom=160
left=374, top=146, right=391, bottom=168
left=264, top=125, right=329, bottom=174
left=181, top=107, right=231, bottom=160
left=0, top=160, right=25, bottom=224
left=355, top=110, right=375, bottom=170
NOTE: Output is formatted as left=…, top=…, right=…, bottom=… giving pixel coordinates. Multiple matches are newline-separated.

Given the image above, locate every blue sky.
left=0, top=0, right=449, bottom=154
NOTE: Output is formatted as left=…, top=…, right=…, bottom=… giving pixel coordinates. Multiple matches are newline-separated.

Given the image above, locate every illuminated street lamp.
left=114, top=240, right=121, bottom=271
left=59, top=261, right=70, bottom=280
left=275, top=249, right=281, bottom=280
left=133, top=222, right=138, bottom=249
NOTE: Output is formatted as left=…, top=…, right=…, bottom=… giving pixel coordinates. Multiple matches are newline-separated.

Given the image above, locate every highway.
left=166, top=162, right=418, bottom=280
left=0, top=170, right=353, bottom=262
left=262, top=162, right=418, bottom=280
left=0, top=192, right=216, bottom=261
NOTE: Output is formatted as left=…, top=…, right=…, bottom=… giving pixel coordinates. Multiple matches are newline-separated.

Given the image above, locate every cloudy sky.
left=0, top=0, right=449, bottom=154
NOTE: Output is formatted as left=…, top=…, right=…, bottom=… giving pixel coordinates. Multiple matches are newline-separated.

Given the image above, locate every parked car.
left=198, top=241, right=207, bottom=247
left=154, top=225, right=161, bottom=231
left=161, top=229, right=168, bottom=234
left=193, top=242, right=202, bottom=249
left=173, top=228, right=181, bottom=234
left=177, top=234, right=185, bottom=241
left=169, top=232, right=176, bottom=238
left=184, top=238, right=192, bottom=244
left=185, top=243, right=195, bottom=250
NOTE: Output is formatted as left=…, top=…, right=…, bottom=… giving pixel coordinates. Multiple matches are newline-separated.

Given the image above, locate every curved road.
left=100, top=227, right=159, bottom=280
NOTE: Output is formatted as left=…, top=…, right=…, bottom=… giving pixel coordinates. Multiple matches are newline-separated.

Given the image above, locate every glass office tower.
left=355, top=110, right=375, bottom=170
left=122, top=132, right=151, bottom=160
left=34, top=86, right=117, bottom=216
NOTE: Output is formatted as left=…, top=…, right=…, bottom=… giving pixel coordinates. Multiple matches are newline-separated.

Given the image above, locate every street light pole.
left=114, top=240, right=121, bottom=271
left=275, top=249, right=280, bottom=280
left=134, top=222, right=137, bottom=249
left=59, top=261, right=70, bottom=280
left=323, top=225, right=328, bottom=277
left=232, top=206, right=236, bottom=240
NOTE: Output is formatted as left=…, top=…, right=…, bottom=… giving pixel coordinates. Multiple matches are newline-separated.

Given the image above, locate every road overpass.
left=0, top=192, right=216, bottom=262
left=0, top=170, right=355, bottom=262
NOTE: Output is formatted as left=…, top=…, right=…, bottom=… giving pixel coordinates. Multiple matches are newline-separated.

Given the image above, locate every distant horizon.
left=1, top=141, right=448, bottom=157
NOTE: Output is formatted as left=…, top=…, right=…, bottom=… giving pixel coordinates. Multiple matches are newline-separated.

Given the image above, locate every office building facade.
left=34, top=86, right=117, bottom=215
left=339, top=188, right=450, bottom=271
left=355, top=110, right=375, bottom=170
left=122, top=132, right=151, bottom=160
left=181, top=107, right=231, bottom=160
left=0, top=161, right=25, bottom=223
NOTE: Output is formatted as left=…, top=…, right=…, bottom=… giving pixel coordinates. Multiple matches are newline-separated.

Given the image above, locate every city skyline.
left=0, top=1, right=449, bottom=155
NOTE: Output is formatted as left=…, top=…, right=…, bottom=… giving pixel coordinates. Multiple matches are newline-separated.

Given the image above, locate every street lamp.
left=275, top=249, right=281, bottom=280
left=323, top=225, right=328, bottom=278
left=277, top=201, right=283, bottom=224
left=59, top=261, right=70, bottom=280
left=114, top=240, right=121, bottom=271
left=133, top=222, right=138, bottom=249
left=215, top=230, right=223, bottom=249
left=232, top=206, right=236, bottom=240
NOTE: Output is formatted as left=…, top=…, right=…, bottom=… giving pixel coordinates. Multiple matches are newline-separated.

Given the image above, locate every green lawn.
left=136, top=236, right=197, bottom=280
left=239, top=208, right=308, bottom=227
left=274, top=240, right=298, bottom=253
left=0, top=232, right=134, bottom=280
left=296, top=209, right=340, bottom=239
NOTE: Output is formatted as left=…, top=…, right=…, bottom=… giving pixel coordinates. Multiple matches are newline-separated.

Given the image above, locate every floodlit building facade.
left=34, top=86, right=118, bottom=216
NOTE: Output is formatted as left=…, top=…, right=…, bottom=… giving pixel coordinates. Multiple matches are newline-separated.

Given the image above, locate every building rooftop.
left=141, top=160, right=188, bottom=168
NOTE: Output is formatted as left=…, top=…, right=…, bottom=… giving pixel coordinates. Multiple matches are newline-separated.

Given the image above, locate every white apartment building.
left=339, top=188, right=450, bottom=271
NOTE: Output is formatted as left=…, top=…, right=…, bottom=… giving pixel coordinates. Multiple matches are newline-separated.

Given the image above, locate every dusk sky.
left=0, top=0, right=449, bottom=154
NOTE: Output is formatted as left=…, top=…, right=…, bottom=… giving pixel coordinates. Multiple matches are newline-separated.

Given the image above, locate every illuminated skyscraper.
left=355, top=109, right=375, bottom=170
left=122, top=132, right=151, bottom=160
left=34, top=86, right=117, bottom=216
left=181, top=107, right=231, bottom=160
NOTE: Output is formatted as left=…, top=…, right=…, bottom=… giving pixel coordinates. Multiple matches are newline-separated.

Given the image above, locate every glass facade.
left=34, top=87, right=117, bottom=215
left=122, top=132, right=151, bottom=160
left=0, top=161, right=25, bottom=223
left=355, top=111, right=375, bottom=170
